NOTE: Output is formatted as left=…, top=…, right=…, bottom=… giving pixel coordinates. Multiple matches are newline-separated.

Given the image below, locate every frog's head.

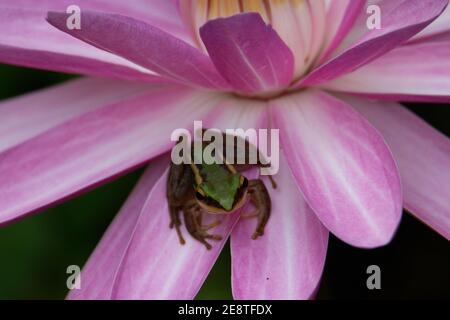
left=190, top=162, right=249, bottom=214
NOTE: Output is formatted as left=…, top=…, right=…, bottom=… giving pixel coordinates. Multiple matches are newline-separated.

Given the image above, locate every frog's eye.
left=196, top=187, right=206, bottom=197
left=195, top=190, right=206, bottom=201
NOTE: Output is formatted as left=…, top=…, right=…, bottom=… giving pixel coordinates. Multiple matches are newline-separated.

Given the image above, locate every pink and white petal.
left=47, top=11, right=229, bottom=90
left=411, top=3, right=450, bottom=42
left=263, top=0, right=326, bottom=78
left=68, top=155, right=169, bottom=300
left=271, top=90, right=403, bottom=248
left=264, top=0, right=309, bottom=77
left=199, top=13, right=294, bottom=94
left=304, top=0, right=328, bottom=71
left=111, top=168, right=239, bottom=300
left=298, top=0, right=449, bottom=87
left=231, top=154, right=328, bottom=300
left=0, top=86, right=224, bottom=224
left=112, top=93, right=268, bottom=300
left=322, top=41, right=450, bottom=103
left=203, top=94, right=268, bottom=133
left=3, top=0, right=187, bottom=37
left=344, top=96, right=450, bottom=240
left=414, top=32, right=450, bottom=43
left=0, top=77, right=150, bottom=153
left=0, top=5, right=159, bottom=81
left=318, top=0, right=365, bottom=64
left=176, top=0, right=209, bottom=48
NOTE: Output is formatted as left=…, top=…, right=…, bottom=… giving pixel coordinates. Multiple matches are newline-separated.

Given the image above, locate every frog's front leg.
left=183, top=199, right=223, bottom=250
left=245, top=179, right=272, bottom=240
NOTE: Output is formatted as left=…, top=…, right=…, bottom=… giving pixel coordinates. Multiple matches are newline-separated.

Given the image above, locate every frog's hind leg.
left=245, top=179, right=272, bottom=240
left=169, top=204, right=186, bottom=245
left=167, top=162, right=193, bottom=246
left=183, top=200, right=223, bottom=250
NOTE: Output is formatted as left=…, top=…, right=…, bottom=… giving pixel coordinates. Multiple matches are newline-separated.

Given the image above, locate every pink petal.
left=231, top=153, right=328, bottom=300
left=412, top=3, right=450, bottom=41
left=0, top=5, right=163, bottom=81
left=271, top=90, right=403, bottom=248
left=0, top=86, right=223, bottom=224
left=3, top=0, right=188, bottom=38
left=199, top=13, right=294, bottom=94
left=303, top=0, right=328, bottom=73
left=47, top=11, right=229, bottom=89
left=0, top=77, right=150, bottom=153
left=298, top=0, right=448, bottom=87
left=414, top=32, right=450, bottom=43
left=345, top=96, right=450, bottom=240
left=203, top=96, right=269, bottom=132
left=67, top=155, right=169, bottom=299
left=322, top=41, right=450, bottom=102
left=261, top=0, right=326, bottom=78
left=318, top=0, right=365, bottom=64
left=111, top=168, right=239, bottom=300
left=112, top=97, right=267, bottom=299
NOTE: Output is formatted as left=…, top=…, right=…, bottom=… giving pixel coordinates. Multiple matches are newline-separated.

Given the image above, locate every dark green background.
left=0, top=65, right=449, bottom=299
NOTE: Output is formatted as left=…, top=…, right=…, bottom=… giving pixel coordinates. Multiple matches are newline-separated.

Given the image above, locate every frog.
left=167, top=130, right=276, bottom=250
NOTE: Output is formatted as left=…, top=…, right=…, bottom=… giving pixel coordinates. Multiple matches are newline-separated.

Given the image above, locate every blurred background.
left=0, top=65, right=449, bottom=300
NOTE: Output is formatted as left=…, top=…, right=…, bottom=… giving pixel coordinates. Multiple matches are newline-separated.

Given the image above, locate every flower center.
left=180, top=0, right=327, bottom=80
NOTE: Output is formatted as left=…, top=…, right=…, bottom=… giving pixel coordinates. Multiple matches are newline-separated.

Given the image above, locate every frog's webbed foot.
left=169, top=204, right=186, bottom=245
left=243, top=179, right=272, bottom=240
left=183, top=200, right=223, bottom=250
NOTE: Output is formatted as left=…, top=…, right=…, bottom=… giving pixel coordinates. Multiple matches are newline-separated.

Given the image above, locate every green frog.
left=167, top=131, right=276, bottom=250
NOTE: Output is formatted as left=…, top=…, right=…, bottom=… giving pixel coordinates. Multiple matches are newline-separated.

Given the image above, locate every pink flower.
left=0, top=0, right=449, bottom=299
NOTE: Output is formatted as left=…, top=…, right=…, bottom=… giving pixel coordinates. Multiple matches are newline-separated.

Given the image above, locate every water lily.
left=0, top=0, right=449, bottom=300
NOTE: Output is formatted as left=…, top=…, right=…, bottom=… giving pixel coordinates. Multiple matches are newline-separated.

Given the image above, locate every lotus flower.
left=0, top=0, right=449, bottom=300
